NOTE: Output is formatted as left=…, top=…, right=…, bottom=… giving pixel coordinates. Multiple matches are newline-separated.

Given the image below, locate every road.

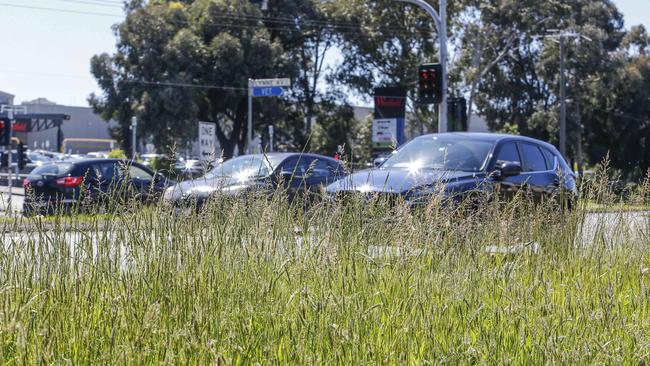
left=0, top=187, right=24, bottom=216
left=0, top=187, right=647, bottom=254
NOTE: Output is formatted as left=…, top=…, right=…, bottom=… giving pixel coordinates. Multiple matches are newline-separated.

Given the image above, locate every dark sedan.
left=22, top=158, right=173, bottom=216
left=326, top=133, right=577, bottom=207
left=163, top=153, right=346, bottom=208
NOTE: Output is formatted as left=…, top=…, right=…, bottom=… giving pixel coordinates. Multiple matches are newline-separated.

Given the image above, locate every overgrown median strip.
left=0, top=171, right=648, bottom=364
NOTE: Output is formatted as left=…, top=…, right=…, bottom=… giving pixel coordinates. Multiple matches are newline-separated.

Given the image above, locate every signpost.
left=247, top=78, right=290, bottom=154
left=198, top=121, right=217, bottom=161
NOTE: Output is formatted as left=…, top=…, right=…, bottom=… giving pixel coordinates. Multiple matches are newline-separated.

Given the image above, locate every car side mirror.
left=495, top=161, right=522, bottom=179
left=154, top=172, right=166, bottom=181
left=373, top=157, right=387, bottom=168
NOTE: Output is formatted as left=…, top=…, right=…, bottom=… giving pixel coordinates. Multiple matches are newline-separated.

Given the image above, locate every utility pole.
left=533, top=31, right=591, bottom=158
left=559, top=35, right=566, bottom=157
left=131, top=116, right=138, bottom=159
left=397, top=0, right=448, bottom=133
left=247, top=78, right=253, bottom=154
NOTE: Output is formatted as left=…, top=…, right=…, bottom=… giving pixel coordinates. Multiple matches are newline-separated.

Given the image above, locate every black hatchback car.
left=22, top=158, right=173, bottom=216
left=163, top=153, right=346, bottom=207
left=326, top=133, right=577, bottom=207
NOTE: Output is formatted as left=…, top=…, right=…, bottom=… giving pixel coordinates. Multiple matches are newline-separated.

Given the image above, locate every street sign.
left=198, top=121, right=217, bottom=160
left=247, top=77, right=291, bottom=154
left=251, top=78, right=290, bottom=87
left=372, top=119, right=398, bottom=149
left=252, top=86, right=284, bottom=97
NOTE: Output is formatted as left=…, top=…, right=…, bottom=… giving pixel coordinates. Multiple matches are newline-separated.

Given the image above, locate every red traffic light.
left=418, top=63, right=443, bottom=104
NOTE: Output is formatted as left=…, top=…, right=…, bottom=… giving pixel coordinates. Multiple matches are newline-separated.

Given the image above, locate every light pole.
left=247, top=79, right=253, bottom=154
left=560, top=35, right=566, bottom=157
left=131, top=116, right=137, bottom=159
left=533, top=31, right=590, bottom=158
left=397, top=0, right=448, bottom=133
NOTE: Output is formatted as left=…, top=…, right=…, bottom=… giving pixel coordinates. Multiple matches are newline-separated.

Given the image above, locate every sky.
left=0, top=0, right=649, bottom=107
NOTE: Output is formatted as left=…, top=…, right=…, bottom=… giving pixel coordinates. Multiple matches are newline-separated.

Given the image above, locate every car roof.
left=245, top=152, right=341, bottom=163
left=54, top=158, right=138, bottom=165
left=415, top=132, right=559, bottom=152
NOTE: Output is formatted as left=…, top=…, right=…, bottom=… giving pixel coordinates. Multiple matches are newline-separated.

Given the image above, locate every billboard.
left=373, top=87, right=406, bottom=151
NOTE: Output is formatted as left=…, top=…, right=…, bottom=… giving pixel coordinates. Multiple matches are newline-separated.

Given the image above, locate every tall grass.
left=1, top=165, right=649, bottom=364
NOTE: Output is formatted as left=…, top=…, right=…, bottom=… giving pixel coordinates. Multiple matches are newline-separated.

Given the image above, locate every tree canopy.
left=91, top=0, right=650, bottom=176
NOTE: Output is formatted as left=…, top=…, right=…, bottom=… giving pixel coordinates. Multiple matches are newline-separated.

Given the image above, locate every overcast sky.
left=0, top=0, right=648, bottom=107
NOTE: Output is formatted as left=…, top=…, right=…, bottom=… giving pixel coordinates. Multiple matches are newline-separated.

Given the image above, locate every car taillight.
left=22, top=178, right=31, bottom=188
left=55, top=176, right=84, bottom=187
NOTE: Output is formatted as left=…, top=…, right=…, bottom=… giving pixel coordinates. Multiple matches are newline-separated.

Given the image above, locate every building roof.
left=0, top=90, right=15, bottom=98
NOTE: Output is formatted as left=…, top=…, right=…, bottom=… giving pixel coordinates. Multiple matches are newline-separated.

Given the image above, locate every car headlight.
left=186, top=186, right=217, bottom=196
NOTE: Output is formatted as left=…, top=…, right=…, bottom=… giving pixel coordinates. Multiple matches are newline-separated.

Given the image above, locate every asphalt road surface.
left=1, top=187, right=647, bottom=254
left=0, top=187, right=24, bottom=216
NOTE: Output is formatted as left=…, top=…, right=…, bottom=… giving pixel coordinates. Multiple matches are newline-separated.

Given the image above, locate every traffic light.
left=17, top=142, right=28, bottom=170
left=418, top=63, right=443, bottom=104
left=0, top=118, right=9, bottom=146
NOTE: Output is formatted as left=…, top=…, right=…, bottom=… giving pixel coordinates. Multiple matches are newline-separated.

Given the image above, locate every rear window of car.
left=28, top=163, right=72, bottom=178
left=520, top=143, right=547, bottom=171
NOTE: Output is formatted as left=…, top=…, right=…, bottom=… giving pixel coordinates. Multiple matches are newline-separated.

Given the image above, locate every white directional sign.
left=372, top=119, right=397, bottom=148
left=198, top=121, right=216, bottom=160
left=251, top=78, right=291, bottom=87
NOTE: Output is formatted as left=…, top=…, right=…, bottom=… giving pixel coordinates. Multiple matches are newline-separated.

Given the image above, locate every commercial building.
left=0, top=92, right=115, bottom=153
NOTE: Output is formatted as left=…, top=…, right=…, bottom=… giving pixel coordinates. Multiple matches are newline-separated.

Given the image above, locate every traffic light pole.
left=397, top=0, right=447, bottom=133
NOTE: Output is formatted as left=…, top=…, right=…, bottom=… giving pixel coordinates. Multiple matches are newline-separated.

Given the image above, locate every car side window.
left=129, top=165, right=154, bottom=180
left=71, top=164, right=97, bottom=179
left=495, top=142, right=521, bottom=166
left=280, top=156, right=309, bottom=177
left=95, top=162, right=121, bottom=181
left=520, top=143, right=547, bottom=172
left=302, top=159, right=330, bottom=178
left=542, top=148, right=557, bottom=170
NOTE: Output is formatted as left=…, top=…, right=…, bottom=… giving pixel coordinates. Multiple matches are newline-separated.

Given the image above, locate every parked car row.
left=20, top=133, right=578, bottom=216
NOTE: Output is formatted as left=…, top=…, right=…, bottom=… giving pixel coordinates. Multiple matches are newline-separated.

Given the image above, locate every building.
left=0, top=91, right=14, bottom=106
left=0, top=91, right=115, bottom=153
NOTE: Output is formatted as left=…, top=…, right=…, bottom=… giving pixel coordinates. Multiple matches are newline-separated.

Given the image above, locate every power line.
left=119, top=79, right=248, bottom=91
left=0, top=69, right=250, bottom=91
left=0, top=2, right=122, bottom=17
left=45, top=0, right=123, bottom=9
left=0, top=2, right=433, bottom=35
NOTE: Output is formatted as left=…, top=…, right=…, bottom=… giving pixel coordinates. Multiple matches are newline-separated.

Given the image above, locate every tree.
left=326, top=0, right=451, bottom=132
left=91, top=0, right=292, bottom=158
left=452, top=0, right=650, bottom=175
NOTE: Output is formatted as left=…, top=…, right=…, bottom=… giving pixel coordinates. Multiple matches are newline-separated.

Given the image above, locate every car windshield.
left=381, top=136, right=494, bottom=172
left=204, top=155, right=284, bottom=180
